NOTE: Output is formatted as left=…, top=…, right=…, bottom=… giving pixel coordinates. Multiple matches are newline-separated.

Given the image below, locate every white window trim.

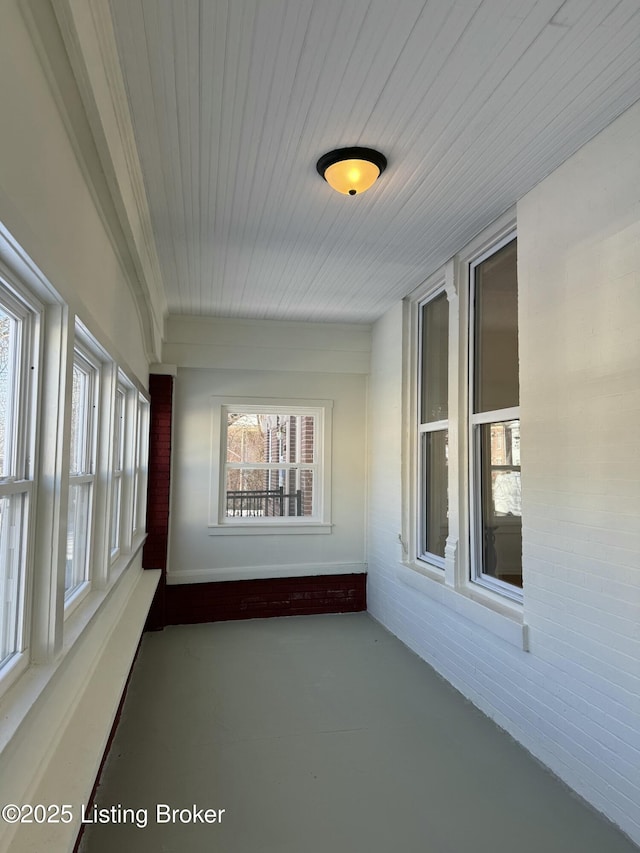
left=132, top=394, right=149, bottom=541
left=109, top=382, right=126, bottom=563
left=402, top=210, right=528, bottom=649
left=467, top=228, right=522, bottom=604
left=409, top=274, right=451, bottom=572
left=64, top=341, right=101, bottom=613
left=0, top=267, right=42, bottom=693
left=208, top=396, right=333, bottom=536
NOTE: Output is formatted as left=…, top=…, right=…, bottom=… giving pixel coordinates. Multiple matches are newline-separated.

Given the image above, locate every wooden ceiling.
left=108, top=0, right=640, bottom=323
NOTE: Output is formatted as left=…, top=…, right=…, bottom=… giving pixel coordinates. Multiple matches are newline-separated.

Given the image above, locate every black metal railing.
left=226, top=486, right=302, bottom=517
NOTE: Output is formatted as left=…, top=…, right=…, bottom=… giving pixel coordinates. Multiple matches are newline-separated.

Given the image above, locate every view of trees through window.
left=225, top=412, right=315, bottom=518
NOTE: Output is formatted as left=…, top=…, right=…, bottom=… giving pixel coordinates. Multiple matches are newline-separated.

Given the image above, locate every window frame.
left=416, top=286, right=449, bottom=569
left=402, top=212, right=527, bottom=649
left=132, top=394, right=149, bottom=541
left=0, top=271, right=41, bottom=688
left=467, top=229, right=523, bottom=603
left=109, top=382, right=126, bottom=562
left=64, top=342, right=100, bottom=609
left=208, top=396, right=333, bottom=536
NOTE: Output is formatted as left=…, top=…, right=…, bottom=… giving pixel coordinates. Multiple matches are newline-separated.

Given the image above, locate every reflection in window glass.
left=421, top=293, right=449, bottom=423
left=418, top=290, right=449, bottom=564
left=422, top=430, right=448, bottom=558
left=66, top=482, right=91, bottom=595
left=478, top=420, right=522, bottom=588
left=66, top=352, right=96, bottom=600
left=0, top=494, right=26, bottom=667
left=0, top=309, right=18, bottom=479
left=473, top=239, right=519, bottom=414
left=0, top=287, right=34, bottom=672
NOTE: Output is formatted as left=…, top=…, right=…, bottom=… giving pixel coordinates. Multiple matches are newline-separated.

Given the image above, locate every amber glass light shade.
left=316, top=147, right=387, bottom=196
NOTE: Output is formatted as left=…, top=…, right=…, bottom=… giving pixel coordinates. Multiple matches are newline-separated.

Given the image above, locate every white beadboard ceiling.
left=108, top=0, right=640, bottom=323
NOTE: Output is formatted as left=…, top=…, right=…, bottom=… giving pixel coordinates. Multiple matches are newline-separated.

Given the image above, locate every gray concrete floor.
left=81, top=613, right=638, bottom=853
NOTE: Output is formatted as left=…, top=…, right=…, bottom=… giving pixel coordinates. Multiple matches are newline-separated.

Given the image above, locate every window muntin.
left=65, top=349, right=98, bottom=601
left=470, top=235, right=522, bottom=597
left=0, top=285, right=38, bottom=675
left=223, top=410, right=318, bottom=520
left=418, top=290, right=449, bottom=563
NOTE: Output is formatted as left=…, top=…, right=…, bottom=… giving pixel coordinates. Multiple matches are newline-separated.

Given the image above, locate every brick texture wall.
left=142, top=373, right=173, bottom=629
left=165, top=574, right=366, bottom=625
left=367, top=104, right=640, bottom=845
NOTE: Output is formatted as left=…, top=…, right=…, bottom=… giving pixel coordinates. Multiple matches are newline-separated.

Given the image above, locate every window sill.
left=208, top=522, right=333, bottom=536
left=0, top=539, right=151, bottom=755
left=397, top=562, right=529, bottom=651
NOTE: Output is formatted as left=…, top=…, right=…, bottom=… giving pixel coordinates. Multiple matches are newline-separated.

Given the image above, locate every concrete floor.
left=81, top=613, right=638, bottom=853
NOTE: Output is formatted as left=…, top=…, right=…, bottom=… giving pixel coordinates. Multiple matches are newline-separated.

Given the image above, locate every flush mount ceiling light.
left=316, top=147, right=387, bottom=196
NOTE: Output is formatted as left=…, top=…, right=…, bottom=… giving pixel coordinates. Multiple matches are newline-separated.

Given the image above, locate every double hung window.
left=417, top=290, right=449, bottom=564
left=0, top=282, right=38, bottom=673
left=133, top=395, right=149, bottom=538
left=110, top=384, right=126, bottom=558
left=65, top=346, right=99, bottom=600
left=209, top=398, right=332, bottom=532
left=469, top=234, right=522, bottom=598
left=224, top=408, right=318, bottom=520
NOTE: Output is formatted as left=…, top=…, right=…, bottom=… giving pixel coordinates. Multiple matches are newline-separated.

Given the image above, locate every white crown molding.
left=29, top=0, right=167, bottom=363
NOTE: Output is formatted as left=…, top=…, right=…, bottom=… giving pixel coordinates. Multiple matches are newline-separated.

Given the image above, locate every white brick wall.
left=367, top=101, right=640, bottom=844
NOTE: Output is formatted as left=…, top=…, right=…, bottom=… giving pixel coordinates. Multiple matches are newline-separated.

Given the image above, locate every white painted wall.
left=165, top=316, right=369, bottom=583
left=0, top=0, right=152, bottom=384
left=367, top=101, right=640, bottom=845
left=0, top=4, right=159, bottom=849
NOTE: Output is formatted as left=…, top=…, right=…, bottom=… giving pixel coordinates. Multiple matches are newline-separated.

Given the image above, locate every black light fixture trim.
left=316, top=147, right=387, bottom=194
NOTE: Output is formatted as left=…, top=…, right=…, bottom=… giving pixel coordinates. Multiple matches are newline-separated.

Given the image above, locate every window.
left=469, top=234, right=522, bottom=598
left=132, top=394, right=149, bottom=538
left=209, top=398, right=332, bottom=534
left=0, top=280, right=38, bottom=676
left=110, top=384, right=126, bottom=559
left=417, top=290, right=449, bottom=564
left=65, top=346, right=99, bottom=602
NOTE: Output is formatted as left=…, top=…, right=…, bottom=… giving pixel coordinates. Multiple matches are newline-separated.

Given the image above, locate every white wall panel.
left=0, top=0, right=150, bottom=383
left=169, top=362, right=368, bottom=583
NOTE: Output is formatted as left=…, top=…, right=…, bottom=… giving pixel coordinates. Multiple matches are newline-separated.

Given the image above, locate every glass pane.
left=420, top=292, right=449, bottom=423
left=0, top=493, right=26, bottom=666
left=0, top=308, right=18, bottom=478
left=110, top=476, right=121, bottom=552
left=473, top=238, right=519, bottom=413
left=70, top=363, right=89, bottom=476
left=65, top=482, right=91, bottom=597
left=478, top=420, right=522, bottom=587
left=421, top=430, right=448, bottom=559
left=227, top=412, right=316, bottom=465
left=114, top=389, right=125, bottom=472
left=225, top=468, right=313, bottom=518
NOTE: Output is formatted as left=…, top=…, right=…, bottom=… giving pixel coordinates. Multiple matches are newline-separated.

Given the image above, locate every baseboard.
left=165, top=573, right=367, bottom=625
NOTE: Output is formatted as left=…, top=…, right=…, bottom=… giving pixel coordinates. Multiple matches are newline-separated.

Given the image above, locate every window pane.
left=227, top=413, right=317, bottom=465
left=110, top=476, right=122, bottom=552
left=473, top=239, right=519, bottom=413
left=114, top=388, right=125, bottom=472
left=70, top=363, right=89, bottom=476
left=421, top=430, right=448, bottom=558
left=420, top=292, right=448, bottom=423
left=225, top=468, right=313, bottom=518
left=478, top=420, right=522, bottom=587
left=0, top=308, right=18, bottom=478
left=0, top=493, right=26, bottom=666
left=65, top=482, right=91, bottom=597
